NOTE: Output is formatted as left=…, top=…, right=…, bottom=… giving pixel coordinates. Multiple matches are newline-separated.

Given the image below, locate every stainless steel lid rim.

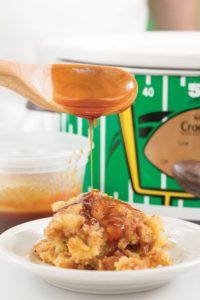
left=60, top=59, right=200, bottom=76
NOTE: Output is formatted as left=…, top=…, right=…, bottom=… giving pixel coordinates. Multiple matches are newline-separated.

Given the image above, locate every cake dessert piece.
left=34, top=190, right=172, bottom=270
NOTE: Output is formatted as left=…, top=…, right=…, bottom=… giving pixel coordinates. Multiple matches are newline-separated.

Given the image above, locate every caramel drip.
left=60, top=190, right=143, bottom=245
left=89, top=119, right=94, bottom=188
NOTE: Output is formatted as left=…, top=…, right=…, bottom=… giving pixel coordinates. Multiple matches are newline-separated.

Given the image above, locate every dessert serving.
left=0, top=60, right=172, bottom=272
left=34, top=190, right=172, bottom=271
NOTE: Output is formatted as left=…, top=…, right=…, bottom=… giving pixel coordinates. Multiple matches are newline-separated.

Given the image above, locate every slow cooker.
left=40, top=32, right=200, bottom=221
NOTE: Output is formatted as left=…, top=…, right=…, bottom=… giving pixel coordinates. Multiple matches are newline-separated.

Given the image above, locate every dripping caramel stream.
left=89, top=120, right=94, bottom=189
left=88, top=119, right=98, bottom=189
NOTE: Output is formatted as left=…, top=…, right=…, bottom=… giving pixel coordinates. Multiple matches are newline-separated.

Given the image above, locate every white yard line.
left=161, top=173, right=167, bottom=189
left=113, top=191, right=119, bottom=199
left=87, top=186, right=92, bottom=192
left=162, top=76, right=168, bottom=112
left=161, top=76, right=168, bottom=189
left=180, top=76, right=186, bottom=87
left=77, top=117, right=82, bottom=136
left=100, top=117, right=106, bottom=193
left=144, top=196, right=150, bottom=205
left=145, top=75, right=151, bottom=86
left=178, top=199, right=184, bottom=208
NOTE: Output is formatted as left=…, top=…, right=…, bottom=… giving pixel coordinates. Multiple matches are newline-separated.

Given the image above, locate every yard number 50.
left=188, top=83, right=200, bottom=98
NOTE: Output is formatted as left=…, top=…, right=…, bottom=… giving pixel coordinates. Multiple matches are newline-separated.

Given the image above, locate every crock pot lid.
left=42, top=32, right=200, bottom=70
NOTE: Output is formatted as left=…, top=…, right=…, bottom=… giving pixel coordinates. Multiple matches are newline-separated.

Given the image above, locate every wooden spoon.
left=0, top=60, right=138, bottom=118
left=173, top=160, right=200, bottom=198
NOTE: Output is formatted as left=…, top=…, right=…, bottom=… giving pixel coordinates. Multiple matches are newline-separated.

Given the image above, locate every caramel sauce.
left=61, top=190, right=143, bottom=245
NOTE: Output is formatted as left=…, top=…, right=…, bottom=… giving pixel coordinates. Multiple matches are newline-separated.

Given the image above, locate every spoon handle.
left=0, top=60, right=55, bottom=111
left=0, top=60, right=20, bottom=89
left=0, top=60, right=37, bottom=99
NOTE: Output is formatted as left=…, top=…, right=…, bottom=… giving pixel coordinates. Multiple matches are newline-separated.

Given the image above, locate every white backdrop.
left=0, top=0, right=148, bottom=131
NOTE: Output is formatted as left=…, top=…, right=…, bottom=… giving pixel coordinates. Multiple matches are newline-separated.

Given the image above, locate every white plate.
left=0, top=217, right=200, bottom=295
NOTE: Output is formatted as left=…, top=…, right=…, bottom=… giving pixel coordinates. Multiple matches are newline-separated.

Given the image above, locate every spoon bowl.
left=0, top=61, right=138, bottom=118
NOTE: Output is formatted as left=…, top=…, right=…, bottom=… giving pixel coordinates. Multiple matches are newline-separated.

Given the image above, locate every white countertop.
left=0, top=261, right=199, bottom=300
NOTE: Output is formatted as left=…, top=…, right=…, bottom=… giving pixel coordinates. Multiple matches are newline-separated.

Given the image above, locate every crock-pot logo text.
left=180, top=114, right=200, bottom=135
